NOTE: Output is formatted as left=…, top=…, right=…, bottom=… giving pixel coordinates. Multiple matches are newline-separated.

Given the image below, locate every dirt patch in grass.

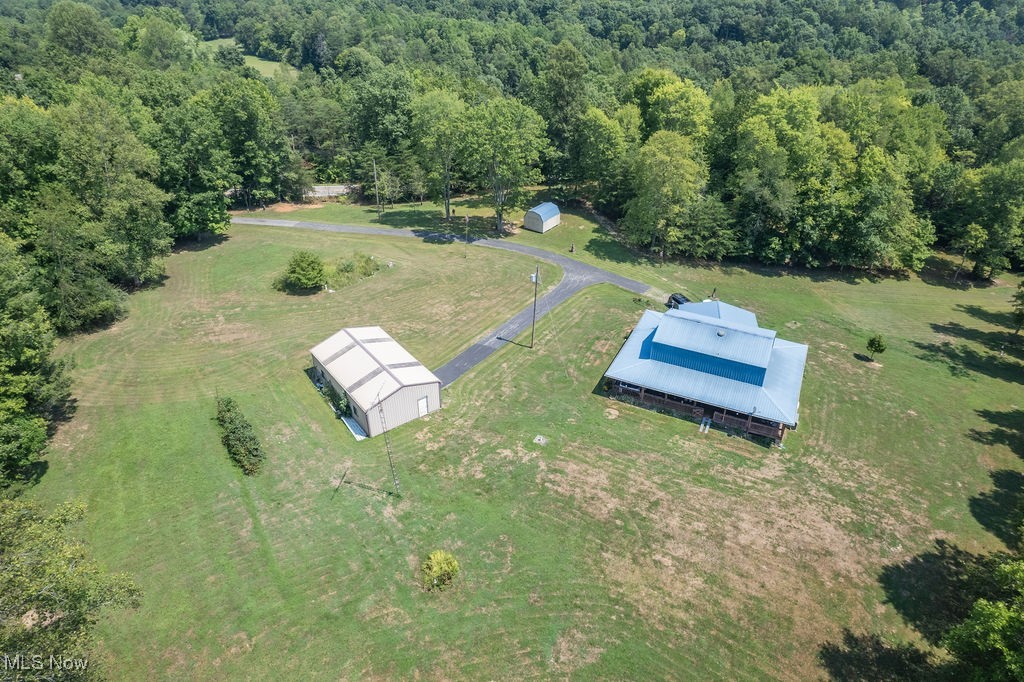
left=549, top=628, right=604, bottom=673
left=200, top=318, right=262, bottom=345
left=537, top=441, right=928, bottom=677
left=542, top=459, right=621, bottom=521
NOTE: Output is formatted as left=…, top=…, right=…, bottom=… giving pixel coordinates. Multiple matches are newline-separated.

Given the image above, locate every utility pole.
left=530, top=265, right=539, bottom=349
left=372, top=159, right=382, bottom=221
left=464, top=215, right=469, bottom=258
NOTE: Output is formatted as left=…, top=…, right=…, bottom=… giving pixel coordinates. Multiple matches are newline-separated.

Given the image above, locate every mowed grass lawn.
left=202, top=38, right=298, bottom=78
left=30, top=217, right=1024, bottom=679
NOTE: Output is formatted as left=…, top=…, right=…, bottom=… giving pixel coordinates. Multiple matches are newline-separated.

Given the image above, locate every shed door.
left=417, top=396, right=429, bottom=416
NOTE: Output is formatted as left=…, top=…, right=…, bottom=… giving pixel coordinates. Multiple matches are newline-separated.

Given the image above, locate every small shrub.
left=328, top=252, right=383, bottom=288
left=324, top=382, right=349, bottom=416
left=279, top=250, right=325, bottom=291
left=354, top=252, right=380, bottom=278
left=421, top=550, right=460, bottom=591
left=215, top=397, right=265, bottom=475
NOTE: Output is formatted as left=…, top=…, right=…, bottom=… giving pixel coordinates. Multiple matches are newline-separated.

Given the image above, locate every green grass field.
left=202, top=38, right=298, bottom=78
left=30, top=213, right=1024, bottom=678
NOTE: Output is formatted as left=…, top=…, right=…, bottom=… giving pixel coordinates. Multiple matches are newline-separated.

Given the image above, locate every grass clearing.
left=201, top=38, right=298, bottom=78
left=30, top=216, right=1024, bottom=678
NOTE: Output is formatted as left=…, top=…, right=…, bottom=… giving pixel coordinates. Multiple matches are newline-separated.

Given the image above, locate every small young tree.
left=421, top=550, right=459, bottom=591
left=867, top=334, right=887, bottom=360
left=282, top=250, right=325, bottom=290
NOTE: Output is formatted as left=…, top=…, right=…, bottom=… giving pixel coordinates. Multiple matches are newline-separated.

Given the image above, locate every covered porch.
left=611, top=380, right=789, bottom=443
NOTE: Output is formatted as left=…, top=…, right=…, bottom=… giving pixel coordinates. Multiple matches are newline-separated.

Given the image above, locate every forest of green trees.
left=3, top=0, right=1024, bottom=671
left=1, top=0, right=1023, bottom=491
left=1, top=0, right=1024, bottom=495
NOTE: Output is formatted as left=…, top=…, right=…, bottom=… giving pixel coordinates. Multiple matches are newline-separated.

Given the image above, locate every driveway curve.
left=232, top=217, right=650, bottom=386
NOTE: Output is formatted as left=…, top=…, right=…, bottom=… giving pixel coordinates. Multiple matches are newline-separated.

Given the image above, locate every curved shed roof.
left=526, top=202, right=560, bottom=221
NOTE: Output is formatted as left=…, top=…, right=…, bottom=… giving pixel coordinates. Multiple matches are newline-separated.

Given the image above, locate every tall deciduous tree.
left=623, top=131, right=734, bottom=260
left=210, top=77, right=295, bottom=209
left=626, top=67, right=681, bottom=139
left=943, top=559, right=1024, bottom=679
left=731, top=87, right=857, bottom=266
left=951, top=223, right=987, bottom=282
left=824, top=77, right=949, bottom=197
left=534, top=40, right=590, bottom=177
left=0, top=97, right=57, bottom=213
left=152, top=92, right=236, bottom=237
left=843, top=145, right=934, bottom=271
left=567, top=106, right=627, bottom=191
left=29, top=185, right=124, bottom=332
left=411, top=90, right=465, bottom=219
left=969, top=159, right=1024, bottom=280
left=0, top=499, right=141, bottom=667
left=646, top=79, right=713, bottom=148
left=0, top=235, right=70, bottom=491
left=44, top=1, right=117, bottom=58
left=460, top=98, right=548, bottom=232
left=53, top=90, right=172, bottom=287
left=352, top=65, right=413, bottom=155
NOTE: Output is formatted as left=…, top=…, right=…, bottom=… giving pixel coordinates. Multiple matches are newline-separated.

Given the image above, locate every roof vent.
left=717, top=330, right=726, bottom=337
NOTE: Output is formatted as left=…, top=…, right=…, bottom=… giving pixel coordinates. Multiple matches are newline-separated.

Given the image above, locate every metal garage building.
left=523, top=202, right=561, bottom=233
left=310, top=326, right=441, bottom=437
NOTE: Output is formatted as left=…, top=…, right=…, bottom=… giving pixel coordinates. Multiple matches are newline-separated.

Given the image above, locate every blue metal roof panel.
left=527, top=202, right=560, bottom=221
left=653, top=311, right=775, bottom=368
left=649, top=343, right=768, bottom=385
left=676, top=301, right=758, bottom=327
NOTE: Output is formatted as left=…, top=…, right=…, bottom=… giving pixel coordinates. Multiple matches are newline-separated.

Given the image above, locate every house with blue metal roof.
left=604, top=301, right=808, bottom=442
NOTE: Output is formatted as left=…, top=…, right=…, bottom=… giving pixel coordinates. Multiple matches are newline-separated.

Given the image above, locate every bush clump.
left=324, top=381, right=349, bottom=417
left=277, top=250, right=326, bottom=291
left=215, top=397, right=265, bottom=475
left=421, top=550, right=460, bottom=591
left=330, top=252, right=382, bottom=287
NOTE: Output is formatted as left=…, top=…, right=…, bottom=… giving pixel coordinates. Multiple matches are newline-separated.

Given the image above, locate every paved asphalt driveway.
left=231, top=217, right=650, bottom=386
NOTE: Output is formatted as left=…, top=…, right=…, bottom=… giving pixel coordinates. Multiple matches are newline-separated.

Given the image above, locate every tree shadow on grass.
left=44, top=394, right=78, bottom=438
left=969, top=470, right=1024, bottom=551
left=969, top=409, right=1024, bottom=457
left=277, top=284, right=321, bottom=296
left=879, top=539, right=1010, bottom=645
left=916, top=255, right=985, bottom=290
left=912, top=340, right=1022, bottom=383
left=583, top=229, right=653, bottom=266
left=172, top=232, right=229, bottom=253
left=931, top=321, right=1024, bottom=361
left=956, top=304, right=1017, bottom=331
left=817, top=629, right=940, bottom=681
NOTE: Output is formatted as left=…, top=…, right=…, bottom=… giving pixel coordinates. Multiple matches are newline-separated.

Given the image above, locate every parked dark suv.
left=667, top=293, right=689, bottom=308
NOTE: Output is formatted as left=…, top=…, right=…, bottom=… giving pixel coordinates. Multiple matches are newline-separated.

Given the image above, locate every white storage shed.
left=310, top=326, right=441, bottom=437
left=523, top=202, right=561, bottom=233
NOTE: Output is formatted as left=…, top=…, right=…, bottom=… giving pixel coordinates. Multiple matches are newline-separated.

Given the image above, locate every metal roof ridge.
left=662, top=308, right=775, bottom=337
